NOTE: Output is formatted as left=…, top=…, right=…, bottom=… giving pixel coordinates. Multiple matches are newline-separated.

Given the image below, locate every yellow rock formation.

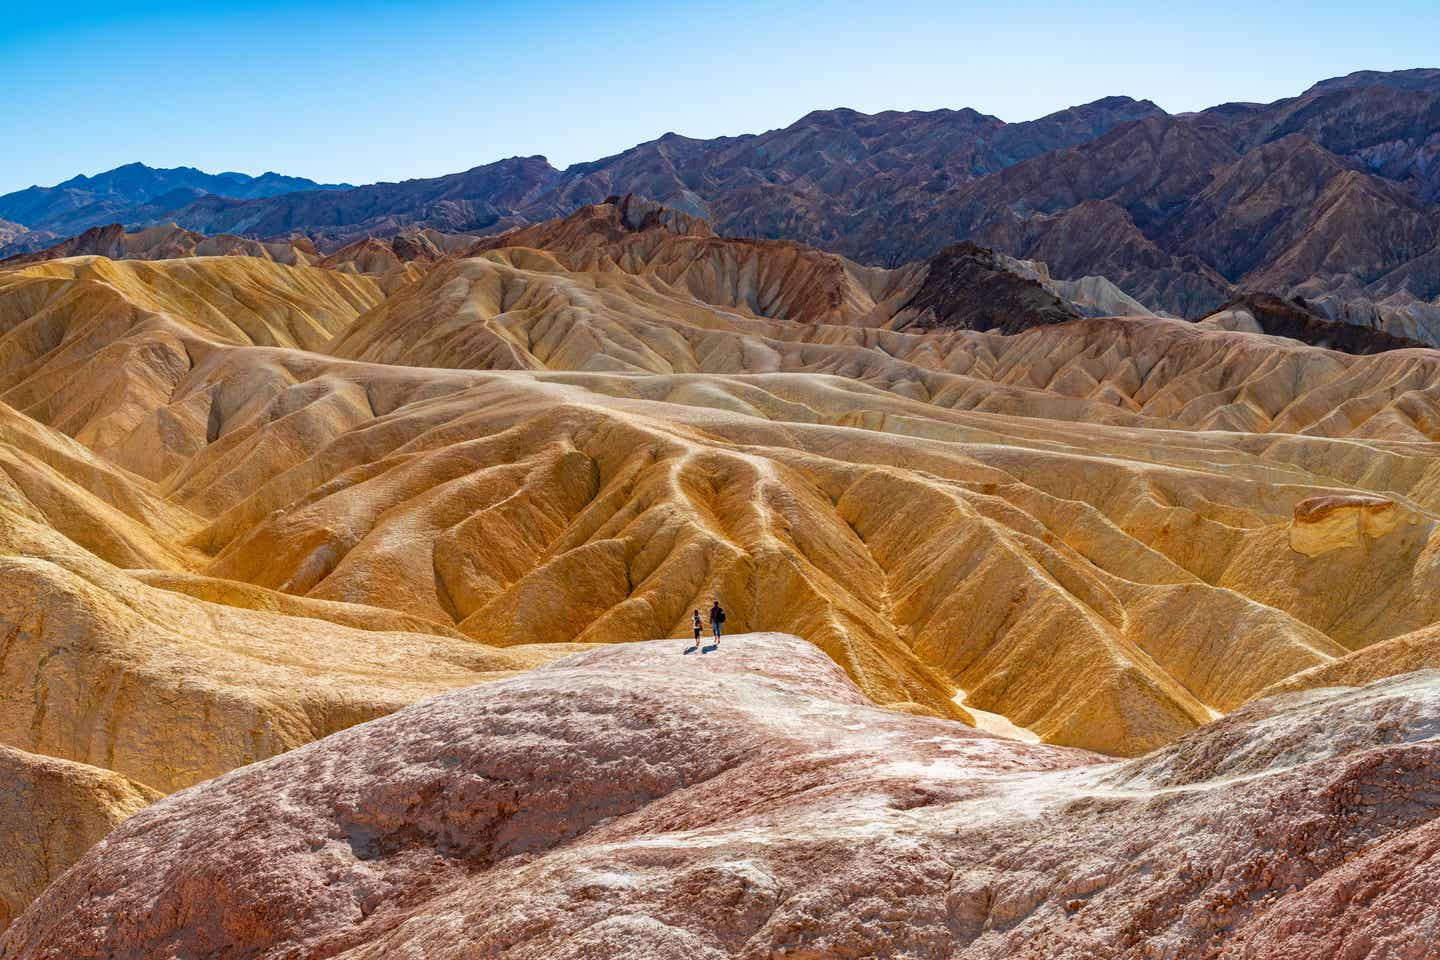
left=0, top=746, right=159, bottom=931
left=8, top=243, right=1440, bottom=757
left=1288, top=494, right=1402, bottom=556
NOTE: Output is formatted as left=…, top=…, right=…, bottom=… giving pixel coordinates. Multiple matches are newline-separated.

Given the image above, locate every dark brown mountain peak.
left=895, top=241, right=1082, bottom=334
left=1205, top=292, right=1429, bottom=354
left=0, top=223, right=130, bottom=265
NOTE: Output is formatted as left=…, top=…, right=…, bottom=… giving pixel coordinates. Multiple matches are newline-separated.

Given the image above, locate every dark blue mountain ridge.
left=0, top=163, right=351, bottom=236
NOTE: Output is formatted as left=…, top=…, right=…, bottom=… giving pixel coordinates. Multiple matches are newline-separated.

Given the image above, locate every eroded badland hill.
left=1, top=195, right=1439, bottom=956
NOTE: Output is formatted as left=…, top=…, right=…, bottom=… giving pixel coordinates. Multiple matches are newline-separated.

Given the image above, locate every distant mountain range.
left=3, top=68, right=1439, bottom=319
left=0, top=164, right=350, bottom=252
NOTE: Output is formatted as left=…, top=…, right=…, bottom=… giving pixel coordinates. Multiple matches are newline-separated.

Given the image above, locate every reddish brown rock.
left=891, top=241, right=1082, bottom=333
left=4, top=634, right=1437, bottom=959
left=1292, top=493, right=1395, bottom=523
left=1200, top=292, right=1429, bottom=354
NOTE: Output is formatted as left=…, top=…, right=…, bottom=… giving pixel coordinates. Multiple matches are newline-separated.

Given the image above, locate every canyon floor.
left=1, top=200, right=1439, bottom=955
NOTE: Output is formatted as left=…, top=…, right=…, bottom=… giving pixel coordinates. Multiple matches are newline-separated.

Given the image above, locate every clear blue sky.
left=5, top=0, right=1437, bottom=194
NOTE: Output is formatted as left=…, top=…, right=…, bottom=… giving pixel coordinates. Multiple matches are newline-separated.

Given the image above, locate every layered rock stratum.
left=3, top=194, right=1440, bottom=945
left=3, top=634, right=1437, bottom=959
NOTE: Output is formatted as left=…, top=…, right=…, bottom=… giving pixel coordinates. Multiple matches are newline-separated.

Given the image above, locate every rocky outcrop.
left=0, top=747, right=159, bottom=933
left=1288, top=494, right=1401, bottom=556
left=892, top=241, right=1082, bottom=333
left=1199, top=292, right=1430, bottom=353
left=5, top=634, right=1438, bottom=959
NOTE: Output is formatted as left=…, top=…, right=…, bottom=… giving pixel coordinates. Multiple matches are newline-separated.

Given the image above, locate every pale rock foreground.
left=4, top=633, right=1437, bottom=959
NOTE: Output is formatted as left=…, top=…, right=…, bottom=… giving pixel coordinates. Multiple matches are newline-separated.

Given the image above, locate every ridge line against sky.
left=5, top=0, right=1439, bottom=196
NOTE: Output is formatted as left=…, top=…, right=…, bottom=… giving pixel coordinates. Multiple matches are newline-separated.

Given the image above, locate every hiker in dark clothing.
left=708, top=600, right=726, bottom=642
left=691, top=609, right=703, bottom=645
